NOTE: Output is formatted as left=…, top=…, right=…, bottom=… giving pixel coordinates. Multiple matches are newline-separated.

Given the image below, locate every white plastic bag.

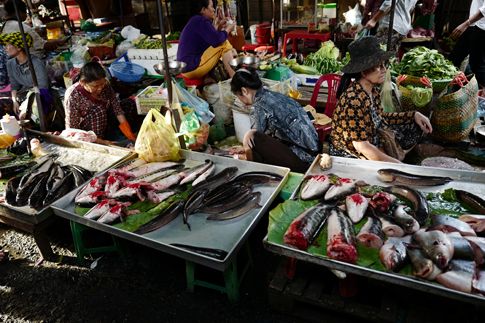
left=121, top=25, right=141, bottom=41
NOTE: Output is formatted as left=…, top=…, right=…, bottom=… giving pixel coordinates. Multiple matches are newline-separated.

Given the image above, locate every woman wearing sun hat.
left=329, top=36, right=432, bottom=163
left=0, top=32, right=50, bottom=121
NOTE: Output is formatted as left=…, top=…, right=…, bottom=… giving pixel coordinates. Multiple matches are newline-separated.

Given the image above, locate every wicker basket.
left=135, top=86, right=166, bottom=115
left=431, top=75, right=479, bottom=143
left=397, top=75, right=433, bottom=114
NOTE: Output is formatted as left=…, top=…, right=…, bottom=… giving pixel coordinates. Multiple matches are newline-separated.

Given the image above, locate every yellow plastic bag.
left=0, top=133, right=16, bottom=148
left=134, top=109, right=181, bottom=162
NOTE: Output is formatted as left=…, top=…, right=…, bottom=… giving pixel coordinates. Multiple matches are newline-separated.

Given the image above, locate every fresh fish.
left=146, top=191, right=175, bottom=204
left=378, top=216, right=405, bottom=237
left=151, top=173, right=183, bottom=191
left=283, top=203, right=333, bottom=250
left=324, top=178, right=356, bottom=201
left=127, top=161, right=182, bottom=178
left=459, top=214, right=485, bottom=233
left=16, top=158, right=54, bottom=205
left=183, top=189, right=209, bottom=230
left=379, top=236, right=411, bottom=271
left=464, top=236, right=485, bottom=265
left=46, top=164, right=64, bottom=192
left=75, top=176, right=106, bottom=201
left=192, top=163, right=216, bottom=187
left=0, top=162, right=36, bottom=179
left=377, top=168, right=452, bottom=186
left=18, top=157, right=53, bottom=189
left=449, top=235, right=475, bottom=261
left=300, top=175, right=331, bottom=200
left=413, top=229, right=454, bottom=269
left=473, top=270, right=485, bottom=295
left=407, top=248, right=442, bottom=280
left=207, top=192, right=262, bottom=221
left=135, top=201, right=184, bottom=234
left=114, top=158, right=146, bottom=173
left=104, top=174, right=124, bottom=197
left=385, top=185, right=430, bottom=226
left=385, top=204, right=420, bottom=234
left=327, top=207, right=357, bottom=263
left=69, top=165, right=92, bottom=180
left=231, top=171, right=283, bottom=187
left=43, top=172, right=75, bottom=206
left=201, top=188, right=254, bottom=214
left=455, top=190, right=485, bottom=215
left=345, top=193, right=368, bottom=223
left=66, top=165, right=91, bottom=187
left=75, top=191, right=105, bottom=206
left=357, top=216, right=384, bottom=249
left=127, top=167, right=181, bottom=184
left=193, top=167, right=239, bottom=192
left=97, top=203, right=129, bottom=224
left=5, top=176, right=21, bottom=206
left=436, top=260, right=476, bottom=293
left=170, top=243, right=228, bottom=260
left=430, top=214, right=476, bottom=237
left=202, top=182, right=250, bottom=206
left=109, top=183, right=147, bottom=201
left=84, top=199, right=113, bottom=220
left=369, top=192, right=396, bottom=214
left=180, top=160, right=214, bottom=185
left=27, top=172, right=51, bottom=209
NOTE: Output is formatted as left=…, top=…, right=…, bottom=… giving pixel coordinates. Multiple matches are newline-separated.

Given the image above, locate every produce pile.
left=268, top=165, right=485, bottom=297
left=133, top=35, right=171, bottom=49
left=74, top=158, right=282, bottom=239
left=303, top=41, right=349, bottom=75
left=392, top=46, right=458, bottom=80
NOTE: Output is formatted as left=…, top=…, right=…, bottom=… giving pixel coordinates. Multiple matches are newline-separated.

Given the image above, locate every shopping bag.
left=134, top=109, right=181, bottom=162
left=174, top=81, right=215, bottom=124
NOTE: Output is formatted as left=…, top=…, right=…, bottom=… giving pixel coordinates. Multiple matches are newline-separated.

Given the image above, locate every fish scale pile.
left=74, top=158, right=282, bottom=233
left=4, top=155, right=92, bottom=210
left=283, top=173, right=485, bottom=297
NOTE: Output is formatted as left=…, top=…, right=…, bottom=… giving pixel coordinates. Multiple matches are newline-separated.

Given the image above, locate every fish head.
left=377, top=170, right=395, bottom=183
left=430, top=240, right=454, bottom=269
left=413, top=258, right=434, bottom=278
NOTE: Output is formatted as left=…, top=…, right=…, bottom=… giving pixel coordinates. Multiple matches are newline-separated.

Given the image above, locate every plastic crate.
left=135, top=86, right=166, bottom=115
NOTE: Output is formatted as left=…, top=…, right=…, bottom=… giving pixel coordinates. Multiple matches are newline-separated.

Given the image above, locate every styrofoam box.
left=294, top=73, right=322, bottom=86
left=127, top=44, right=179, bottom=76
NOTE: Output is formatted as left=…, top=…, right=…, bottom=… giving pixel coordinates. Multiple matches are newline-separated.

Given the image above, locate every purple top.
left=177, top=15, right=228, bottom=72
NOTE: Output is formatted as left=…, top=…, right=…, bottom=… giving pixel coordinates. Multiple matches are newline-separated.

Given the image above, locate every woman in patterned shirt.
left=330, top=36, right=432, bottom=163
left=64, top=62, right=136, bottom=141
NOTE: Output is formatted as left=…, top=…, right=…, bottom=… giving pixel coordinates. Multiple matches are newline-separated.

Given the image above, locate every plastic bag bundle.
left=135, top=109, right=180, bottom=162
left=381, top=69, right=395, bottom=113
left=174, top=82, right=214, bottom=124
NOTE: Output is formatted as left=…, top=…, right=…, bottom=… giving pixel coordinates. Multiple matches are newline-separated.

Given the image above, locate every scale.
left=153, top=60, right=187, bottom=77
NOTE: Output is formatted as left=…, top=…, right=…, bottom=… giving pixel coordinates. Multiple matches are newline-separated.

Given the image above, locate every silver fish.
left=128, top=161, right=182, bottom=178
left=449, top=235, right=475, bottom=261
left=207, top=192, right=262, bottom=221
left=327, top=208, right=357, bottom=263
left=377, top=168, right=452, bottom=186
left=192, top=163, right=216, bottom=187
left=300, top=175, right=331, bottom=200
left=84, top=199, right=113, bottom=220
left=431, top=214, right=477, bottom=236
left=464, top=236, right=485, bottom=265
left=75, top=191, right=105, bottom=206
left=379, top=236, right=411, bottom=272
left=151, top=173, right=183, bottom=191
left=146, top=191, right=175, bottom=204
left=324, top=178, right=356, bottom=201
left=379, top=216, right=405, bottom=237
left=357, top=216, right=384, bottom=249
left=114, top=158, right=146, bottom=173
left=345, top=193, right=368, bottom=223
left=389, top=204, right=420, bottom=234
left=180, top=160, right=214, bottom=185
left=104, top=174, right=124, bottom=197
left=459, top=214, right=485, bottom=234
left=436, top=260, right=476, bottom=293
left=75, top=176, right=106, bottom=201
left=413, top=229, right=454, bottom=269
left=97, top=203, right=129, bottom=224
left=408, top=248, right=442, bottom=280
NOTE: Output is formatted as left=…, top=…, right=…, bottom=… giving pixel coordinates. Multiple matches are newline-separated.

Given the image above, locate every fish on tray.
left=449, top=234, right=476, bottom=261
left=464, top=236, right=485, bottom=265
left=407, top=247, right=442, bottom=280
left=377, top=168, right=452, bottom=186
left=192, top=162, right=216, bottom=186
left=193, top=166, right=239, bottom=191
left=459, top=214, right=485, bottom=234
left=97, top=202, right=131, bottom=224
left=430, top=214, right=476, bottom=237
left=201, top=187, right=254, bottom=214
left=385, top=204, right=420, bottom=235
left=379, top=236, right=411, bottom=272
left=283, top=203, right=333, bottom=250
left=413, top=229, right=454, bottom=269
left=125, top=161, right=182, bottom=178
left=135, top=201, right=184, bottom=234
left=180, top=160, right=214, bottom=185
left=75, top=191, right=105, bottom=206
left=207, top=192, right=262, bottom=221
left=327, top=207, right=357, bottom=263
left=378, top=216, right=405, bottom=237
left=436, top=260, right=476, bottom=294
left=357, top=215, right=384, bottom=249
left=183, top=189, right=209, bottom=230
left=231, top=171, right=283, bottom=187
left=146, top=191, right=175, bottom=204
left=345, top=193, right=368, bottom=223
left=75, top=176, right=106, bottom=202
left=454, top=190, right=485, bottom=215
left=324, top=178, right=356, bottom=201
left=299, top=175, right=331, bottom=200
left=84, top=199, right=114, bottom=220
left=385, top=185, right=430, bottom=226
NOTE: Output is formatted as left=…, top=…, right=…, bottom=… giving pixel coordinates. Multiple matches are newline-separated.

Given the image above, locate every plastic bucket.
left=249, top=25, right=257, bottom=44
left=232, top=108, right=251, bottom=143
left=255, top=23, right=271, bottom=45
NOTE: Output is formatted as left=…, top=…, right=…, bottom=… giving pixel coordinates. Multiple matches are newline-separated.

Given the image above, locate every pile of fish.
left=283, top=172, right=485, bottom=296
left=5, top=155, right=93, bottom=210
left=75, top=158, right=283, bottom=233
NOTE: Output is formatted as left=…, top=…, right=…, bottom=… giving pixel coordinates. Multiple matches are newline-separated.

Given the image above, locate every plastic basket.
left=135, top=86, right=166, bottom=115
left=109, top=54, right=145, bottom=83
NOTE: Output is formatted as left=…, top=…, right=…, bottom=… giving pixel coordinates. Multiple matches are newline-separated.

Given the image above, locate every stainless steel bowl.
left=153, top=61, right=187, bottom=76
left=476, top=125, right=485, bottom=143
left=229, top=56, right=260, bottom=69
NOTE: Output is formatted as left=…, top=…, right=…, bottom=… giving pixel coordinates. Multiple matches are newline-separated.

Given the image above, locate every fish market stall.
left=51, top=150, right=289, bottom=299
left=0, top=131, right=133, bottom=260
left=264, top=156, right=485, bottom=305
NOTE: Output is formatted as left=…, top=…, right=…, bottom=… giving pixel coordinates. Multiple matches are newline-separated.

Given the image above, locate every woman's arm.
left=451, top=4, right=485, bottom=39
left=353, top=140, right=401, bottom=163
left=64, top=92, right=81, bottom=130
left=199, top=18, right=229, bottom=47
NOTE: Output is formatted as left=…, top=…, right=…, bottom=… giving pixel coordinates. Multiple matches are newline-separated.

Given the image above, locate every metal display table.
left=52, top=150, right=289, bottom=300
left=264, top=156, right=485, bottom=306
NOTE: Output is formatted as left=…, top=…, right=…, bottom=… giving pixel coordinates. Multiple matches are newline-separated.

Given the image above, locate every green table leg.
left=186, top=261, right=195, bottom=292
left=223, top=260, right=239, bottom=302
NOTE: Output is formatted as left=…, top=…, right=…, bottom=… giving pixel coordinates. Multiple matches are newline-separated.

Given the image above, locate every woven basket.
left=397, top=75, right=433, bottom=114
left=431, top=75, right=478, bottom=143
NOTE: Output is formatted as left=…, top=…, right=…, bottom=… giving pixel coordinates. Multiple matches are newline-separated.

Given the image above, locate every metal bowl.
left=476, top=125, right=485, bottom=143
left=153, top=61, right=187, bottom=76
left=229, top=56, right=260, bottom=69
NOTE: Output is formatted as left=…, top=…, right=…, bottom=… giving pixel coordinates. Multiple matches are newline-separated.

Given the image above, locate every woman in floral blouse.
left=330, top=36, right=432, bottom=163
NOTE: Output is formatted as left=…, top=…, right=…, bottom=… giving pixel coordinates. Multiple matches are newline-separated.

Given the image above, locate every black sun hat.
left=341, top=36, right=395, bottom=74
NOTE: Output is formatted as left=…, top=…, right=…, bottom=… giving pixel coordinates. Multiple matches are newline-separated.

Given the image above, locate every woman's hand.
left=353, top=140, right=401, bottom=163
left=12, top=100, right=20, bottom=116
left=364, top=18, right=377, bottom=30
left=451, top=20, right=470, bottom=40
left=216, top=18, right=228, bottom=31
left=414, top=112, right=433, bottom=134
left=224, top=21, right=236, bottom=34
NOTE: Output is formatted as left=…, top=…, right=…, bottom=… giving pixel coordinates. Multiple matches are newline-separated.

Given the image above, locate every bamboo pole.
left=387, top=0, right=397, bottom=51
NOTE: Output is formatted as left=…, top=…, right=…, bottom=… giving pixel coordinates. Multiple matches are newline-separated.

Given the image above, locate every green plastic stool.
left=185, top=242, right=253, bottom=302
left=70, top=221, right=125, bottom=261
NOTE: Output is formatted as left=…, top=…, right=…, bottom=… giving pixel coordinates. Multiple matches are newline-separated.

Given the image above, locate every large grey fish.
left=300, top=175, right=331, bottom=200
left=5, top=176, right=21, bottom=206
left=431, top=214, right=476, bottom=237
left=407, top=248, right=442, bottom=280
left=27, top=172, right=51, bottom=209
left=16, top=158, right=54, bottom=205
left=207, top=192, right=262, bottom=221
left=203, top=182, right=249, bottom=206
left=135, top=200, right=184, bottom=234
left=413, top=229, right=454, bottom=269
left=192, top=167, right=238, bottom=192
left=114, top=158, right=146, bottom=173
left=379, top=236, right=411, bottom=272
left=283, top=203, right=333, bottom=250
left=459, top=214, right=485, bottom=234
left=345, top=193, right=369, bottom=223
left=127, top=161, right=182, bottom=178
left=385, top=204, right=420, bottom=234
left=192, top=163, right=216, bottom=187
left=127, top=167, right=181, bottom=184
left=180, top=160, right=214, bottom=185
left=377, top=168, right=452, bottom=186
left=231, top=171, right=283, bottom=187
left=183, top=189, right=209, bottom=230
left=386, top=185, right=430, bottom=226
left=327, top=208, right=357, bottom=263
left=449, top=234, right=476, bottom=261
left=357, top=216, right=384, bottom=249
left=324, top=178, right=356, bottom=201
left=201, top=187, right=254, bottom=214
left=436, top=260, right=476, bottom=293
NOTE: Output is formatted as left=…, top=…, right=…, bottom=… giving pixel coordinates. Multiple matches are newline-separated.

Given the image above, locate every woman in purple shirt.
left=177, top=0, right=236, bottom=80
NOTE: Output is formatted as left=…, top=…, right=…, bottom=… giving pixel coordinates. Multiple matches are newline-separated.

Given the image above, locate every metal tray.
left=264, top=155, right=485, bottom=305
left=52, top=150, right=290, bottom=271
left=0, top=131, right=134, bottom=224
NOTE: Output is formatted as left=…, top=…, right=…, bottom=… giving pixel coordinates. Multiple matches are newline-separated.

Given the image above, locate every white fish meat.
left=431, top=214, right=476, bottom=237
left=436, top=260, right=476, bottom=293
left=192, top=163, right=216, bottom=187
left=379, top=216, right=405, bottom=237
left=326, top=208, right=357, bottom=263
left=357, top=216, right=384, bottom=249
left=146, top=191, right=175, bottom=204
left=151, top=173, right=183, bottom=191
left=324, top=178, right=355, bottom=201
left=345, top=193, right=368, bottom=223
left=84, top=199, right=113, bottom=220
left=300, top=175, right=331, bottom=200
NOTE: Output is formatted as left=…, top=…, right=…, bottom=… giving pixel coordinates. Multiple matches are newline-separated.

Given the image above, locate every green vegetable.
left=289, top=63, right=320, bottom=75
left=411, top=86, right=433, bottom=108
left=303, top=41, right=348, bottom=75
